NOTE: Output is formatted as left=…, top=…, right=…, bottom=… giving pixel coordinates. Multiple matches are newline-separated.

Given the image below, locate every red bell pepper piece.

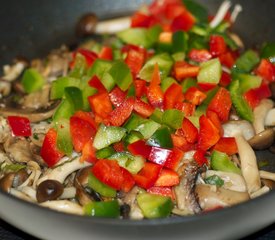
left=198, top=115, right=220, bottom=151
left=147, top=186, right=175, bottom=200
left=91, top=159, right=124, bottom=190
left=148, top=146, right=173, bottom=166
left=107, top=97, right=135, bottom=126
left=171, top=11, right=196, bottom=32
left=244, top=83, right=272, bottom=109
left=40, top=128, right=65, bottom=167
left=88, top=92, right=113, bottom=119
left=154, top=168, right=180, bottom=187
left=133, top=99, right=154, bottom=118
left=125, top=47, right=146, bottom=76
left=188, top=49, right=212, bottom=63
left=113, top=141, right=125, bottom=152
left=194, top=149, right=208, bottom=166
left=207, top=87, right=232, bottom=122
left=185, top=87, right=207, bottom=105
left=70, top=115, right=96, bottom=152
left=163, top=83, right=184, bottom=110
left=147, top=64, right=164, bottom=108
left=206, top=110, right=223, bottom=136
left=219, top=51, right=235, bottom=68
left=174, top=102, right=195, bottom=117
left=131, top=12, right=156, bottom=28
left=171, top=133, right=195, bottom=152
left=173, top=61, right=200, bottom=80
left=88, top=75, right=107, bottom=93
left=164, top=147, right=184, bottom=170
left=7, top=116, right=32, bottom=137
left=73, top=111, right=97, bottom=130
left=212, top=137, right=238, bottom=155
left=181, top=118, right=198, bottom=144
left=255, top=59, right=275, bottom=82
left=219, top=71, right=231, bottom=87
left=127, top=140, right=152, bottom=159
left=209, top=35, right=227, bottom=57
left=164, top=2, right=186, bottom=19
left=133, top=162, right=162, bottom=189
left=80, top=139, right=97, bottom=163
left=198, top=83, right=217, bottom=92
left=73, top=48, right=98, bottom=67
left=109, top=87, right=127, bottom=107
left=98, top=46, right=113, bottom=60
left=134, top=79, right=147, bottom=98
left=120, top=167, right=135, bottom=192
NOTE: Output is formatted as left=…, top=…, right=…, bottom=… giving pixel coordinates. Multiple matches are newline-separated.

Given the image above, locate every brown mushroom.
left=36, top=179, right=64, bottom=203
left=76, top=13, right=98, bottom=37
left=248, top=128, right=275, bottom=150
left=0, top=169, right=28, bottom=192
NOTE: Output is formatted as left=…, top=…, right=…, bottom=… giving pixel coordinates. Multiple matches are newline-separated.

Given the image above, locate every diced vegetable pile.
left=11, top=0, right=275, bottom=218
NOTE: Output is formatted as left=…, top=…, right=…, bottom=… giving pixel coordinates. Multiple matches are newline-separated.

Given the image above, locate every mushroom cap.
left=248, top=128, right=275, bottom=150
left=36, top=180, right=64, bottom=203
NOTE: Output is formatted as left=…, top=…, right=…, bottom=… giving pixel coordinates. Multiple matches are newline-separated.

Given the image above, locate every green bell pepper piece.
left=211, top=150, right=241, bottom=174
left=64, top=86, right=83, bottom=111
left=233, top=50, right=260, bottom=74
left=96, top=146, right=116, bottom=159
left=147, top=126, right=173, bottom=149
left=236, top=74, right=262, bottom=93
left=87, top=58, right=113, bottom=79
left=172, top=31, right=189, bottom=53
left=205, top=174, right=224, bottom=187
left=123, top=113, right=146, bottom=132
left=181, top=78, right=197, bottom=93
left=139, top=53, right=174, bottom=81
left=137, top=193, right=173, bottom=219
left=197, top=58, right=222, bottom=84
left=88, top=173, right=116, bottom=198
left=21, top=68, right=45, bottom=93
left=52, top=99, right=74, bottom=123
left=183, top=0, right=208, bottom=23
left=84, top=200, right=120, bottom=218
left=135, top=119, right=161, bottom=139
left=56, top=118, right=73, bottom=155
left=69, top=54, right=87, bottom=78
left=161, top=77, right=177, bottom=92
left=261, top=42, right=275, bottom=62
left=93, top=124, right=127, bottom=150
left=123, top=130, right=144, bottom=146
left=82, top=85, right=97, bottom=111
left=150, top=108, right=163, bottom=124
left=162, top=109, right=184, bottom=129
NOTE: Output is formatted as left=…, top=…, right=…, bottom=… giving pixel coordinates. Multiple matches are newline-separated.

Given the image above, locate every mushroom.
left=0, top=169, right=28, bottom=192
left=2, top=61, right=27, bottom=82
left=222, top=120, right=255, bottom=140
left=259, top=170, right=275, bottom=182
left=40, top=200, right=83, bottom=215
left=250, top=186, right=270, bottom=199
left=235, top=134, right=261, bottom=195
left=248, top=128, right=274, bottom=150
left=0, top=79, right=11, bottom=97
left=59, top=187, right=77, bottom=199
left=265, top=108, right=275, bottom=126
left=0, top=117, right=11, bottom=143
left=195, top=184, right=249, bottom=210
left=204, top=170, right=247, bottom=192
left=36, top=180, right=64, bottom=203
left=261, top=178, right=275, bottom=190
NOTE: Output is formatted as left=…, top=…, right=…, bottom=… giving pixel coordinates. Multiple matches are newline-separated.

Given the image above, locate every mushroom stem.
left=259, top=170, right=275, bottom=182
left=253, top=99, right=274, bottom=134
left=250, top=186, right=270, bottom=199
left=222, top=120, right=255, bottom=140
left=265, top=108, right=275, bottom=126
left=40, top=200, right=83, bottom=215
left=59, top=187, right=77, bottom=199
left=235, top=134, right=261, bottom=195
left=95, top=16, right=131, bottom=34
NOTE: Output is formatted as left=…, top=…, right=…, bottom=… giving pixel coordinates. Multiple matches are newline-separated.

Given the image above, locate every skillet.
left=0, top=0, right=275, bottom=239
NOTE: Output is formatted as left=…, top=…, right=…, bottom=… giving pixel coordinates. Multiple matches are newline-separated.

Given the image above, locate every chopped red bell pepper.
left=181, top=118, right=198, bottom=144
left=209, top=35, right=227, bottom=57
left=73, top=111, right=97, bottom=130
left=171, top=133, right=195, bottom=152
left=120, top=167, right=135, bottom=192
left=147, top=186, right=175, bottom=200
left=154, top=168, right=180, bottom=187
left=188, top=49, right=212, bottom=63
left=194, top=149, right=208, bottom=166
left=164, top=147, right=184, bottom=170
left=173, top=61, right=200, bottom=80
left=127, top=140, right=152, bottom=159
left=164, top=2, right=186, bottom=19
left=131, top=12, right=156, bottom=28
left=147, top=64, right=164, bottom=108
left=109, top=87, right=127, bottom=107
left=207, top=87, right=232, bottom=122
left=88, top=75, right=107, bottom=93
left=197, top=115, right=220, bottom=151
left=219, top=71, right=231, bottom=87
left=73, top=48, right=98, bottom=67
left=163, top=83, right=184, bottom=110
left=185, top=86, right=207, bottom=105
left=133, top=99, right=154, bottom=118
left=134, top=79, right=147, bottom=98
left=125, top=47, right=146, bottom=76
left=255, top=59, right=275, bottom=82
left=171, top=11, right=196, bottom=32
left=113, top=141, right=125, bottom=152
left=174, top=102, right=195, bottom=117
left=91, top=159, right=124, bottom=190
left=40, top=128, right=65, bottom=167
left=80, top=139, right=97, bottom=163
left=133, top=162, right=162, bottom=189
left=98, top=46, right=113, bottom=60
left=219, top=51, right=235, bottom=68
left=88, top=92, right=113, bottom=119
left=7, top=116, right=32, bottom=137
left=107, top=97, right=135, bottom=126
left=212, top=137, right=238, bottom=155
left=148, top=146, right=173, bottom=166
left=206, top=110, right=223, bottom=136
left=70, top=115, right=96, bottom=152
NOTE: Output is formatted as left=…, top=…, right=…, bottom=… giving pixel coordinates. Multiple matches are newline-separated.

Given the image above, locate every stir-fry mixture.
left=0, top=0, right=275, bottom=219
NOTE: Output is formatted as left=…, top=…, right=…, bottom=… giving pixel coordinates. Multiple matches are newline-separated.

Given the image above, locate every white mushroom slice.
left=10, top=188, right=35, bottom=202
left=37, top=157, right=91, bottom=185
left=222, top=120, right=255, bottom=140
left=259, top=170, right=275, bottom=182
left=205, top=170, right=247, bottom=192
left=253, top=99, right=274, bottom=134
left=210, top=0, right=232, bottom=28
left=40, top=200, right=83, bottom=215
left=265, top=108, right=275, bottom=126
left=250, top=186, right=270, bottom=199
left=2, top=62, right=26, bottom=81
left=95, top=16, right=131, bottom=34
left=18, top=186, right=37, bottom=201
left=235, top=134, right=261, bottom=195
left=196, top=184, right=249, bottom=210
left=59, top=187, right=77, bottom=199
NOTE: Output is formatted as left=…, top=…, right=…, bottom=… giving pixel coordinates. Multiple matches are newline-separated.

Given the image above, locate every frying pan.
left=0, top=0, right=275, bottom=239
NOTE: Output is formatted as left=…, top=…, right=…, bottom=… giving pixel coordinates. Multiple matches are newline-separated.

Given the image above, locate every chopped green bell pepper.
left=172, top=31, right=189, bottom=53
left=261, top=42, right=275, bottom=62
left=162, top=109, right=184, bottom=129
left=52, top=99, right=74, bottom=123
left=64, top=86, right=83, bottom=111
left=236, top=73, right=262, bottom=93
left=96, top=146, right=116, bottom=159
left=123, top=130, right=144, bottom=146
left=161, top=77, right=177, bottom=92
left=56, top=118, right=73, bottom=155
left=147, top=126, right=173, bottom=149
left=181, top=78, right=197, bottom=93
left=135, top=119, right=161, bottom=139
left=197, top=58, right=222, bottom=84
left=233, top=50, right=260, bottom=74
left=84, top=200, right=120, bottom=218
left=21, top=68, right=45, bottom=93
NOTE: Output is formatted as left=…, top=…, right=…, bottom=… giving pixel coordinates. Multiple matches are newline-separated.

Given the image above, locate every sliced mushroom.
left=265, top=108, right=275, bottom=126
left=40, top=200, right=83, bottom=215
left=222, top=120, right=255, bottom=140
left=195, top=184, right=249, bottom=210
left=235, top=134, right=261, bottom=195
left=248, top=128, right=274, bottom=150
